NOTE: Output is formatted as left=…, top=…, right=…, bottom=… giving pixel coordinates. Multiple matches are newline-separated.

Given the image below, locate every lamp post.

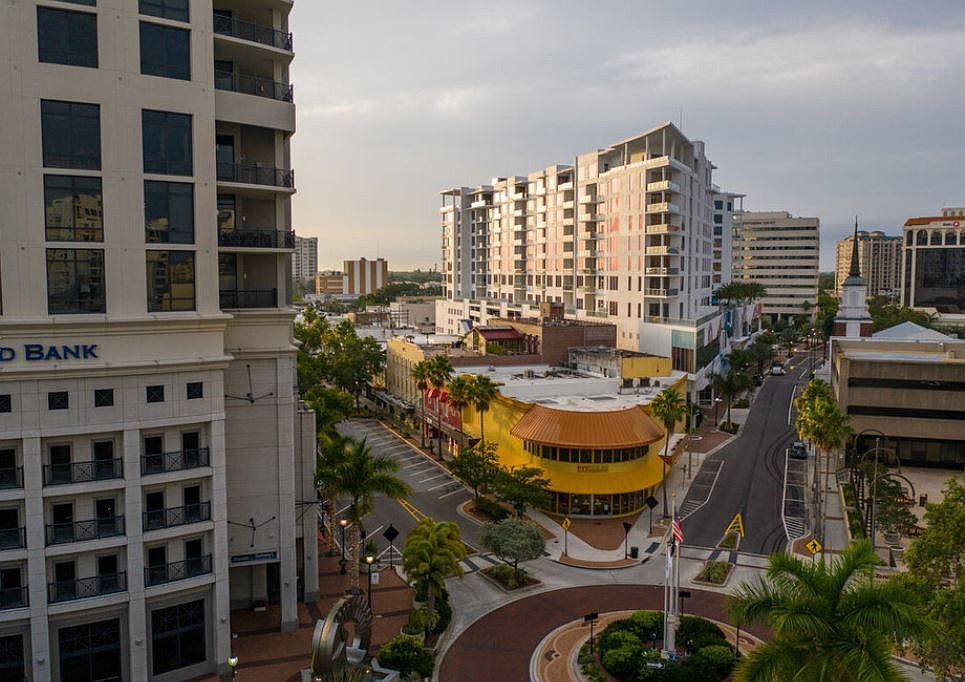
left=808, top=328, right=817, bottom=379
left=339, top=518, right=348, bottom=563
left=713, top=397, right=723, bottom=426
left=622, top=521, right=632, bottom=560
left=227, top=654, right=239, bottom=679
left=365, top=555, right=375, bottom=607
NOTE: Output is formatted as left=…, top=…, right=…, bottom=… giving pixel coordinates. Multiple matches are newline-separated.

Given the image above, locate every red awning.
left=427, top=388, right=438, bottom=399
left=439, top=391, right=448, bottom=403
left=476, top=328, right=524, bottom=341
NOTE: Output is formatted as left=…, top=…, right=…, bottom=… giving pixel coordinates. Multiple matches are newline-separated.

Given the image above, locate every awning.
left=510, top=404, right=664, bottom=449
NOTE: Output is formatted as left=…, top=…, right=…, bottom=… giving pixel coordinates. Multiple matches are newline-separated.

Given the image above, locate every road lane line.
left=428, top=480, right=457, bottom=491
left=365, top=525, right=384, bottom=540
left=398, top=498, right=427, bottom=522
left=788, top=384, right=798, bottom=426
left=418, top=473, right=449, bottom=484
left=439, top=488, right=467, bottom=499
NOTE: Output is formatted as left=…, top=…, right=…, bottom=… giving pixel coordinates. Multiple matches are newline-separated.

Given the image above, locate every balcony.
left=470, top=199, right=490, bottom=209
left=213, top=13, right=293, bottom=51
left=646, top=202, right=681, bottom=214
left=141, top=448, right=210, bottom=476
left=647, top=223, right=681, bottom=235
left=645, top=267, right=680, bottom=275
left=0, top=527, right=25, bottom=551
left=0, top=467, right=22, bottom=490
left=143, top=503, right=211, bottom=532
left=48, top=573, right=126, bottom=604
left=43, top=459, right=123, bottom=486
left=646, top=180, right=680, bottom=193
left=220, top=288, right=278, bottom=309
left=217, top=162, right=294, bottom=189
left=46, top=516, right=125, bottom=546
left=0, top=586, right=27, bottom=611
left=215, top=70, right=293, bottom=102
left=145, top=555, right=213, bottom=587
left=645, top=288, right=680, bottom=298
left=645, top=246, right=680, bottom=256
left=218, top=228, right=295, bottom=249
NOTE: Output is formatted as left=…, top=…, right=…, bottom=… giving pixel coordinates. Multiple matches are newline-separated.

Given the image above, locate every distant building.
left=344, top=258, right=388, bottom=296
left=292, top=235, right=318, bottom=283
left=834, top=230, right=901, bottom=298
left=712, top=190, right=744, bottom=287
left=315, top=270, right=344, bottom=296
left=901, top=208, right=965, bottom=320
left=733, top=211, right=820, bottom=319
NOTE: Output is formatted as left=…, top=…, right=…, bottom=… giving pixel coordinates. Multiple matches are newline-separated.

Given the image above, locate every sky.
left=289, top=1, right=965, bottom=271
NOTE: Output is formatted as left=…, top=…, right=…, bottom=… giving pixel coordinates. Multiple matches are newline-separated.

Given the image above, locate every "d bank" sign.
left=0, top=344, right=98, bottom=362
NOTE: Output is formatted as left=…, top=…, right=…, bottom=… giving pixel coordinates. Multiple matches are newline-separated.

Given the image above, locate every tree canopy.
left=479, top=518, right=545, bottom=581
left=494, top=465, right=551, bottom=518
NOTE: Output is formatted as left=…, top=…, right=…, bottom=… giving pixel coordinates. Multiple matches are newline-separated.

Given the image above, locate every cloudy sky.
left=289, top=1, right=965, bottom=271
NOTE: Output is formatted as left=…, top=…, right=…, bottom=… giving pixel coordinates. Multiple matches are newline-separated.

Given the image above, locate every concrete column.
left=276, top=361, right=298, bottom=632
left=123, top=428, right=148, bottom=680
left=299, top=407, right=319, bottom=603
left=209, top=417, right=232, bottom=671
left=23, top=437, right=51, bottom=682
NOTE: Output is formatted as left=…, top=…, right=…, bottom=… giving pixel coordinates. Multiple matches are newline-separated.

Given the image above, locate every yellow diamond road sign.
left=806, top=538, right=823, bottom=555
left=561, top=517, right=572, bottom=531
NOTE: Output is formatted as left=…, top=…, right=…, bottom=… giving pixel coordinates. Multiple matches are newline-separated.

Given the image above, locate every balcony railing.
left=141, top=447, right=210, bottom=476
left=0, top=467, right=22, bottom=489
left=214, top=70, right=293, bottom=102
left=143, top=502, right=211, bottom=532
left=219, top=289, right=278, bottom=309
left=45, top=516, right=125, bottom=546
left=43, top=459, right=123, bottom=486
left=213, top=13, right=293, bottom=51
left=644, top=288, right=680, bottom=297
left=0, top=586, right=27, bottom=610
left=48, top=572, right=126, bottom=604
left=145, top=555, right=212, bottom=587
left=216, top=162, right=294, bottom=189
left=218, top=228, right=295, bottom=249
left=0, top=527, right=25, bottom=551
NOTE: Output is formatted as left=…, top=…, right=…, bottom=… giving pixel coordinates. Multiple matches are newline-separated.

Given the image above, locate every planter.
left=692, top=560, right=734, bottom=586
left=401, top=627, right=425, bottom=643
left=883, top=531, right=901, bottom=545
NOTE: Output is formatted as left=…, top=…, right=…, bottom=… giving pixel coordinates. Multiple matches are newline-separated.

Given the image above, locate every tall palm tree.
left=445, top=374, right=473, bottom=452
left=809, top=398, right=851, bottom=549
left=402, top=518, right=467, bottom=636
left=711, top=369, right=752, bottom=427
left=468, top=374, right=499, bottom=444
left=728, top=540, right=926, bottom=681
left=315, top=433, right=352, bottom=555
left=428, top=355, right=454, bottom=459
left=650, top=387, right=687, bottom=519
left=410, top=360, right=432, bottom=448
left=330, top=437, right=411, bottom=590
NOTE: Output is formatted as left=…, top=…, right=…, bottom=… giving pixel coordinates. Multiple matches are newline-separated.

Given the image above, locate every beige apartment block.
left=292, top=234, right=318, bottom=283
left=733, top=211, right=820, bottom=319
left=0, top=1, right=317, bottom=680
left=900, top=208, right=965, bottom=320
left=834, top=230, right=901, bottom=298
left=344, top=257, right=388, bottom=296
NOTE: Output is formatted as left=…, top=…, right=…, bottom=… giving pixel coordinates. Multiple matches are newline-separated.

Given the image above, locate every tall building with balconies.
left=834, top=230, right=901, bottom=298
left=291, top=234, right=318, bottom=284
left=438, top=123, right=735, bottom=399
left=711, top=189, right=743, bottom=287
left=0, top=1, right=316, bottom=680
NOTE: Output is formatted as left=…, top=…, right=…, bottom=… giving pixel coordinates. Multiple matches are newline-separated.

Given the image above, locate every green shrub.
left=691, top=644, right=735, bottom=677
left=402, top=609, right=425, bottom=636
left=733, top=398, right=751, bottom=409
left=474, top=497, right=510, bottom=521
left=627, top=610, right=664, bottom=641
left=697, top=560, right=731, bottom=584
left=678, top=616, right=728, bottom=651
left=578, top=641, right=605, bottom=682
left=601, top=645, right=642, bottom=681
left=376, top=635, right=434, bottom=679
left=432, top=598, right=452, bottom=634
left=598, top=629, right=641, bottom=654
left=483, top=563, right=530, bottom=589
left=719, top=421, right=739, bottom=434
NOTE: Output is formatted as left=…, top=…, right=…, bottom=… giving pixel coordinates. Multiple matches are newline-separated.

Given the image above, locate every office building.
left=901, top=208, right=965, bottom=319
left=314, top=270, right=344, bottom=296
left=834, top=230, right=901, bottom=298
left=292, top=235, right=318, bottom=284
left=732, top=211, right=820, bottom=320
left=712, top=190, right=743, bottom=287
left=344, top=257, right=388, bottom=296
left=0, top=2, right=317, bottom=680
left=438, top=123, right=739, bottom=400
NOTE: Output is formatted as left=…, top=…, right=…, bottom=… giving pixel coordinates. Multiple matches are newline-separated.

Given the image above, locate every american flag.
left=672, top=516, right=684, bottom=544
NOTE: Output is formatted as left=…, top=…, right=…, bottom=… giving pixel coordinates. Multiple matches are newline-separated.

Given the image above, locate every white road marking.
left=788, top=384, right=798, bottom=426
left=418, top=473, right=449, bottom=484
left=679, top=460, right=725, bottom=521
left=365, top=525, right=383, bottom=540
left=439, top=488, right=468, bottom=499
left=428, top=480, right=457, bottom=491
left=403, top=462, right=431, bottom=470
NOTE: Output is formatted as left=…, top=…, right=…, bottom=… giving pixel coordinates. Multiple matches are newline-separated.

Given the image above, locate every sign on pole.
left=561, top=517, right=572, bottom=531
left=805, top=538, right=822, bottom=555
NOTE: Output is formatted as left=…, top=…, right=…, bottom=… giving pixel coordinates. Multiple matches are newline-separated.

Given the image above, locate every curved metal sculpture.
left=310, top=593, right=373, bottom=677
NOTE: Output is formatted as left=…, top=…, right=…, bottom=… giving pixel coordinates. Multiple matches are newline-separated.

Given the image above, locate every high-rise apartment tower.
left=834, top=230, right=901, bottom=298
left=292, top=235, right=318, bottom=284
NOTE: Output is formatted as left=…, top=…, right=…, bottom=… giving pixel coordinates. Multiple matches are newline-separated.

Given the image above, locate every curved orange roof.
left=510, top=404, right=664, bottom=448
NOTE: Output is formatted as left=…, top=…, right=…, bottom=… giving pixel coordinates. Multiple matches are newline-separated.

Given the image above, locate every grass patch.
left=696, top=560, right=733, bottom=585
left=719, top=422, right=739, bottom=434
left=717, top=532, right=740, bottom=550
left=578, top=640, right=605, bottom=682
left=482, top=564, right=538, bottom=590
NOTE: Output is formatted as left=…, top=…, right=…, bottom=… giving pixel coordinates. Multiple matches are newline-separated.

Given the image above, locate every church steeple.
left=835, top=215, right=873, bottom=337
left=843, top=216, right=864, bottom=286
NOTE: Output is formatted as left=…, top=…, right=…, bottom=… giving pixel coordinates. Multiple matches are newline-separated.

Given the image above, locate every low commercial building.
left=315, top=271, right=344, bottom=296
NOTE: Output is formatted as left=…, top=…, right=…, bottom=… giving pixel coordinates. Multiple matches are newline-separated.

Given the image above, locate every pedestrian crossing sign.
left=561, top=517, right=572, bottom=531
left=725, top=513, right=745, bottom=538
left=806, top=538, right=822, bottom=555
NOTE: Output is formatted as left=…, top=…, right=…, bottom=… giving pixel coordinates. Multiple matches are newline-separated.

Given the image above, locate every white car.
left=770, top=364, right=786, bottom=376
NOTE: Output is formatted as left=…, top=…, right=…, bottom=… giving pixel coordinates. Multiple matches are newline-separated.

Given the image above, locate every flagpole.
left=664, top=494, right=680, bottom=658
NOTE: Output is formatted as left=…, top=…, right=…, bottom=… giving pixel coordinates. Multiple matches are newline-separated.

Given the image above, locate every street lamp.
left=365, top=555, right=375, bottom=607
left=622, top=521, right=632, bottom=560
left=339, top=518, right=348, bottom=569
left=713, top=397, right=723, bottom=426
left=227, top=654, right=239, bottom=679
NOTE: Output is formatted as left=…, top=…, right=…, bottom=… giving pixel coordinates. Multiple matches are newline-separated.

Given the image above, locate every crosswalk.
left=679, top=459, right=725, bottom=520
left=782, top=455, right=809, bottom=542
left=458, top=552, right=501, bottom=574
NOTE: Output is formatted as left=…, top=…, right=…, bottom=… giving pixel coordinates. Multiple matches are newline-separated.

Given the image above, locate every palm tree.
left=411, top=360, right=432, bottom=448
left=728, top=540, right=926, bottom=681
left=711, top=369, right=752, bottom=427
left=445, top=375, right=473, bottom=452
left=650, top=387, right=687, bottom=519
left=402, top=518, right=467, bottom=636
left=315, top=433, right=352, bottom=555
left=331, top=438, right=411, bottom=590
left=428, top=355, right=454, bottom=459
left=809, top=398, right=851, bottom=548
left=469, top=374, right=499, bottom=444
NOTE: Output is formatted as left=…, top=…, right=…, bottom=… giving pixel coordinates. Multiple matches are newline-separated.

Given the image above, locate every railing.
left=45, top=516, right=125, bottom=546
left=218, top=229, right=295, bottom=249
left=48, top=572, right=126, bottom=604
left=220, top=289, right=278, bottom=309
left=141, top=447, right=210, bottom=476
left=645, top=267, right=680, bottom=275
left=214, top=70, right=293, bottom=102
left=644, top=288, right=680, bottom=297
left=0, top=527, right=25, bottom=550
left=145, top=555, right=212, bottom=587
left=43, top=459, right=123, bottom=486
left=213, top=13, right=293, bottom=51
left=0, top=586, right=27, bottom=610
left=0, top=467, right=22, bottom=489
left=216, top=162, right=294, bottom=189
left=143, top=502, right=211, bottom=532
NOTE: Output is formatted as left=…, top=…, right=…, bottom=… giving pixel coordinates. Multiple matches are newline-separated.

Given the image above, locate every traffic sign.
left=805, top=538, right=823, bottom=555
left=725, top=512, right=745, bottom=538
left=383, top=525, right=399, bottom=543
left=561, top=517, right=572, bottom=531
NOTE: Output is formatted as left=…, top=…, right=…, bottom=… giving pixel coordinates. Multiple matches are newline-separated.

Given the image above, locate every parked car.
left=789, top=441, right=808, bottom=459
left=770, top=364, right=786, bottom=376
left=752, top=374, right=763, bottom=386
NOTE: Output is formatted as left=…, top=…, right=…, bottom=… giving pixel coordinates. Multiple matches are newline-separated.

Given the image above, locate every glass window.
left=37, top=7, right=98, bottom=68
left=714, top=200, right=723, bottom=210
left=93, top=388, right=113, bottom=407
left=142, top=110, right=192, bottom=175
left=140, top=0, right=189, bottom=22
left=139, top=22, right=190, bottom=80
left=0, top=395, right=10, bottom=413
left=151, top=599, right=205, bottom=675
left=59, top=619, right=122, bottom=682
left=146, top=250, right=195, bottom=312
left=144, top=181, right=194, bottom=243
left=44, top=175, right=103, bottom=241
left=713, top=214, right=723, bottom=224
left=146, top=385, right=164, bottom=403
left=186, top=382, right=202, bottom=399
left=41, top=100, right=100, bottom=170
left=46, top=248, right=106, bottom=314
left=48, top=391, right=69, bottom=410
left=0, top=634, right=24, bottom=681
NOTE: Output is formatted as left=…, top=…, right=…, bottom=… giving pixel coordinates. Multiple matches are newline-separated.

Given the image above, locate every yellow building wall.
left=620, top=355, right=673, bottom=380
left=385, top=337, right=428, bottom=404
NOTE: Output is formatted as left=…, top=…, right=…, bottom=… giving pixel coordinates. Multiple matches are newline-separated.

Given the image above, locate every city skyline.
left=289, top=1, right=965, bottom=270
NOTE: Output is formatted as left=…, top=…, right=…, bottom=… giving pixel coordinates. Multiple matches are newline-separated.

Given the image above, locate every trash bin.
left=919, top=494, right=928, bottom=507
left=630, top=546, right=639, bottom=559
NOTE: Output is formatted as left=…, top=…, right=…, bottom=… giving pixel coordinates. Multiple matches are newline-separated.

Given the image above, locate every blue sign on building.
left=0, top=344, right=98, bottom=362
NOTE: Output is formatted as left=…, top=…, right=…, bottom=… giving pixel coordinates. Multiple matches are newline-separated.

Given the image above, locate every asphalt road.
left=335, top=419, right=481, bottom=560
left=681, top=361, right=811, bottom=554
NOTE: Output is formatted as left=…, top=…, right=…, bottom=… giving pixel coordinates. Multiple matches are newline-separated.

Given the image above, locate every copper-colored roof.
left=475, top=328, right=524, bottom=341
left=904, top=217, right=962, bottom=226
left=510, top=404, right=664, bottom=448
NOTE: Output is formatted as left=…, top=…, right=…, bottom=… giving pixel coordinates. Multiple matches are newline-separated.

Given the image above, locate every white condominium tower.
left=438, top=123, right=741, bottom=398
left=292, top=235, right=318, bottom=284
left=0, top=1, right=317, bottom=680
